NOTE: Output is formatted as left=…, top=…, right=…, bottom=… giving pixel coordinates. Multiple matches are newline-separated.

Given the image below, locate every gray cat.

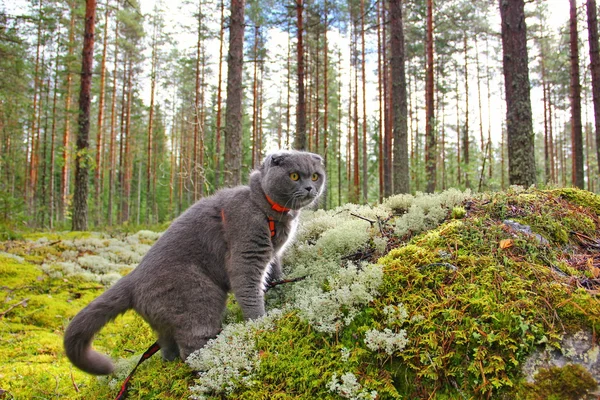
left=64, top=150, right=325, bottom=375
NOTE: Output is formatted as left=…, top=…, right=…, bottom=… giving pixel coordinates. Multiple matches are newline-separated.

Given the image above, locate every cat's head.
left=259, top=150, right=326, bottom=210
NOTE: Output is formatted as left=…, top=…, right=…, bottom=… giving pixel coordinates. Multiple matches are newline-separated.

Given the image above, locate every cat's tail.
left=64, top=276, right=133, bottom=375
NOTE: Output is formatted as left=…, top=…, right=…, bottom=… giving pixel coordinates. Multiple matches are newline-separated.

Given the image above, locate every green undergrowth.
left=1, top=188, right=599, bottom=399
left=222, top=188, right=600, bottom=399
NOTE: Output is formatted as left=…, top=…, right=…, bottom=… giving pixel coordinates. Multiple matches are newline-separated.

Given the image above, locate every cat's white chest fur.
left=260, top=217, right=299, bottom=291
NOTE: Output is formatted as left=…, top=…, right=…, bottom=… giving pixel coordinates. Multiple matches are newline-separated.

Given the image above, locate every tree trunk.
left=72, top=0, right=96, bottom=231
left=389, top=0, right=409, bottom=194
left=214, top=0, right=225, bottom=186
left=323, top=3, right=329, bottom=207
left=147, top=7, right=159, bottom=219
left=377, top=0, right=383, bottom=202
left=107, top=10, right=119, bottom=225
left=360, top=0, right=368, bottom=203
left=61, top=0, right=76, bottom=222
left=193, top=3, right=202, bottom=199
left=587, top=0, right=600, bottom=176
left=49, top=42, right=60, bottom=229
left=121, top=58, right=133, bottom=223
left=28, top=0, right=43, bottom=215
left=94, top=4, right=109, bottom=226
left=293, top=0, right=307, bottom=150
left=223, top=0, right=245, bottom=187
left=463, top=35, right=470, bottom=189
left=353, top=23, right=360, bottom=203
left=569, top=0, right=584, bottom=188
left=499, top=0, right=537, bottom=187
left=251, top=24, right=259, bottom=169
left=425, top=0, right=435, bottom=193
left=382, top=2, right=392, bottom=197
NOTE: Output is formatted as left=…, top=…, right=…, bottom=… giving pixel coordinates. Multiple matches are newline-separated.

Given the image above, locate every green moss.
left=0, top=255, right=41, bottom=288
left=2, top=189, right=599, bottom=399
left=451, top=206, right=466, bottom=219
left=520, top=364, right=598, bottom=400
left=371, top=189, right=600, bottom=398
left=552, top=188, right=600, bottom=216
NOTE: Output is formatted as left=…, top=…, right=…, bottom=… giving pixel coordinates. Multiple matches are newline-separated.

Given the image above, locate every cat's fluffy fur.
left=64, top=150, right=325, bottom=375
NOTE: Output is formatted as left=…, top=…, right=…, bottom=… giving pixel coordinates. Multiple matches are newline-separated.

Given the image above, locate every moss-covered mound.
left=0, top=188, right=599, bottom=399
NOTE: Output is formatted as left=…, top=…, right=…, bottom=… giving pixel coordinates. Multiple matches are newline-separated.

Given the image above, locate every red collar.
left=265, top=194, right=291, bottom=213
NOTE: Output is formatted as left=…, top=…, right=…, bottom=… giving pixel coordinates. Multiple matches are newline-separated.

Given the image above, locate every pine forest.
left=1, top=0, right=599, bottom=230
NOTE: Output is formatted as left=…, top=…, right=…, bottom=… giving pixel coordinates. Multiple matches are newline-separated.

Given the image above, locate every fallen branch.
left=350, top=213, right=376, bottom=226
left=266, top=276, right=308, bottom=290
left=0, top=298, right=29, bottom=319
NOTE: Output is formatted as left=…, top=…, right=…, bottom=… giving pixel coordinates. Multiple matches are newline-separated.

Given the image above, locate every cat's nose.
left=304, top=186, right=313, bottom=193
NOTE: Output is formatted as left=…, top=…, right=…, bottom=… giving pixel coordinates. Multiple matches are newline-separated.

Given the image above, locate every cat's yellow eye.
left=311, top=173, right=319, bottom=181
left=290, top=172, right=300, bottom=181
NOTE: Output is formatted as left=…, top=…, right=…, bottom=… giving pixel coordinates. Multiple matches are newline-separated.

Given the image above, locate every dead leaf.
left=500, top=239, right=513, bottom=249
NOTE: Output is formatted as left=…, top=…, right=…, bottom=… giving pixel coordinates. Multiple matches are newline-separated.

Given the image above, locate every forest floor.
left=0, top=188, right=599, bottom=399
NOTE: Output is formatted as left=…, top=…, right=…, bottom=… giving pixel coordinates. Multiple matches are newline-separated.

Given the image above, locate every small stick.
left=70, top=368, right=80, bottom=393
left=266, top=276, right=308, bottom=290
left=0, top=298, right=29, bottom=319
left=350, top=213, right=376, bottom=226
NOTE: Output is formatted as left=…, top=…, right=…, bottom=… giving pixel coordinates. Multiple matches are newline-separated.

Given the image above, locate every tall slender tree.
left=389, top=0, right=409, bottom=194
left=294, top=0, right=307, bottom=150
left=72, top=0, right=96, bottom=230
left=61, top=0, right=76, bottom=222
left=94, top=3, right=110, bottom=226
left=223, top=0, right=245, bottom=187
left=587, top=0, right=600, bottom=176
left=425, top=0, right=435, bottom=193
left=569, top=0, right=584, bottom=188
left=499, top=0, right=536, bottom=186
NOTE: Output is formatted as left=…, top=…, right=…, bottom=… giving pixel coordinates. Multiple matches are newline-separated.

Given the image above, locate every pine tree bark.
left=28, top=0, right=43, bottom=215
left=214, top=0, right=225, bottom=186
left=499, top=0, right=537, bottom=187
left=382, top=2, right=392, bottom=197
left=425, top=0, right=435, bottom=193
left=463, top=36, right=470, bottom=189
left=223, top=0, right=245, bottom=187
left=193, top=3, right=202, bottom=199
left=49, top=42, right=60, bottom=229
left=94, top=4, right=109, bottom=226
left=147, top=7, right=159, bottom=218
left=586, top=0, right=600, bottom=176
left=377, top=0, right=383, bottom=201
left=107, top=10, right=119, bottom=225
left=360, top=0, right=368, bottom=203
left=61, top=0, right=76, bottom=222
left=569, top=0, right=584, bottom=188
left=72, top=0, right=96, bottom=231
left=323, top=4, right=329, bottom=207
left=293, top=0, right=307, bottom=150
left=120, top=58, right=133, bottom=223
left=389, top=0, right=409, bottom=194
left=251, top=24, right=259, bottom=169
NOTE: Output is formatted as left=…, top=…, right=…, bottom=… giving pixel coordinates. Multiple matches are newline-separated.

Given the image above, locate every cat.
left=64, top=150, right=325, bottom=375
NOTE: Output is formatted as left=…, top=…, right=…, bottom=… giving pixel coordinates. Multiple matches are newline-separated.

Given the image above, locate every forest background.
left=0, top=0, right=599, bottom=231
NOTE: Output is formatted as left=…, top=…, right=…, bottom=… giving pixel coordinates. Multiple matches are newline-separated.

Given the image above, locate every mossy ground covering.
left=1, top=188, right=599, bottom=399
left=0, top=235, right=191, bottom=399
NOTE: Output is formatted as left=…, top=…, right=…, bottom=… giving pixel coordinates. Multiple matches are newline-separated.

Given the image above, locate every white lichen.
left=364, top=328, right=408, bottom=355
left=327, top=372, right=377, bottom=400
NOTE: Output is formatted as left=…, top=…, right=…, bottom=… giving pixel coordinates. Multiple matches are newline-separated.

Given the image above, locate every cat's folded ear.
left=266, top=153, right=287, bottom=167
left=311, top=153, right=324, bottom=165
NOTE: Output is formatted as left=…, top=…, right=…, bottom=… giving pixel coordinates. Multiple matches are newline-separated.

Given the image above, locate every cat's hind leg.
left=158, top=334, right=179, bottom=361
left=173, top=281, right=227, bottom=362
